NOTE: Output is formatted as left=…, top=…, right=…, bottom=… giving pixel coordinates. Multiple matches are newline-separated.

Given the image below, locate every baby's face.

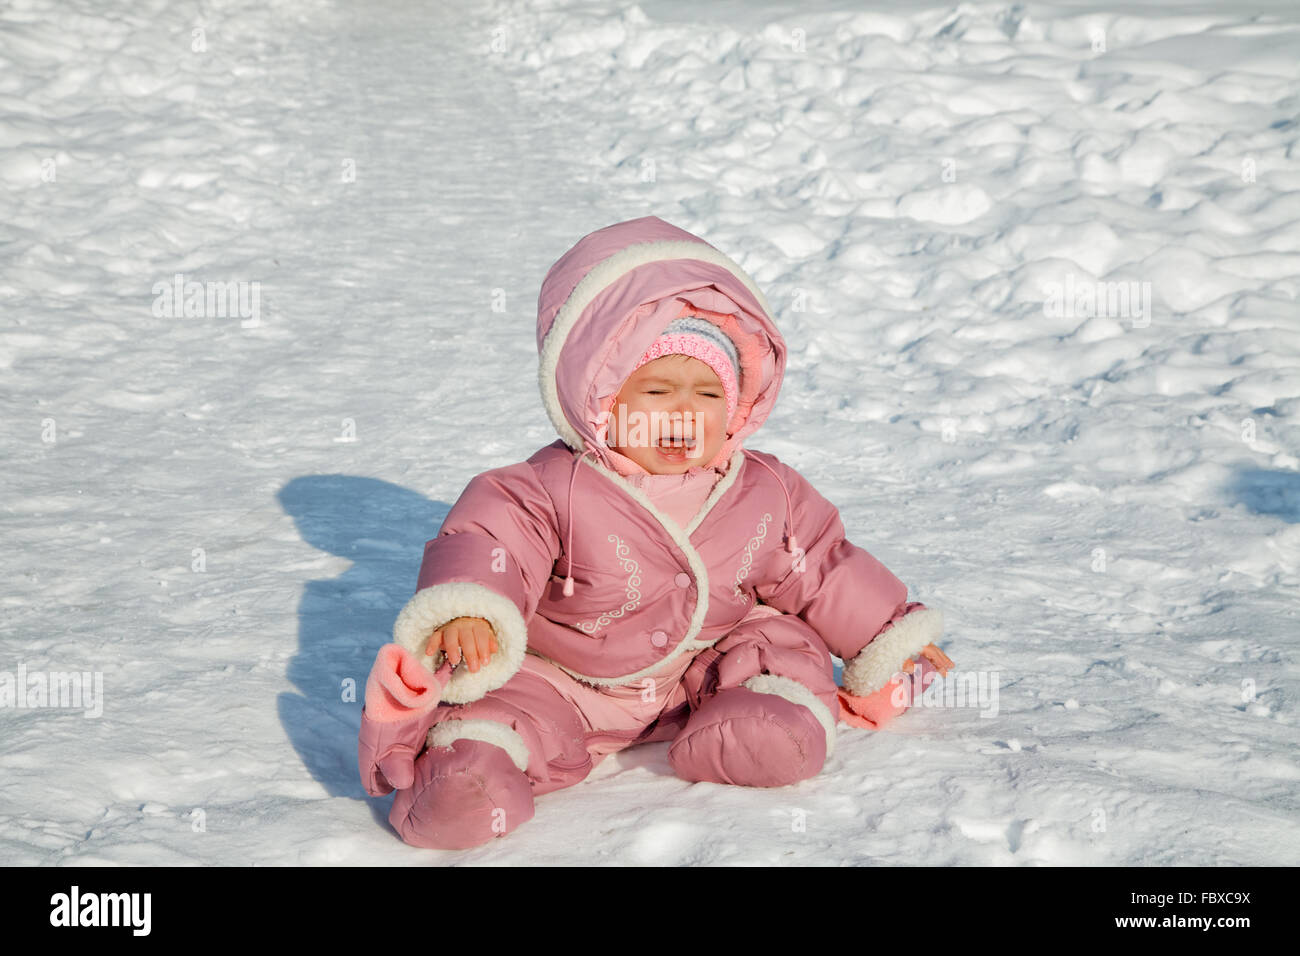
left=603, top=355, right=729, bottom=474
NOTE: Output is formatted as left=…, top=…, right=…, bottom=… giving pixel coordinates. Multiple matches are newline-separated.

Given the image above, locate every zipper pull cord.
left=563, top=440, right=599, bottom=597
left=745, top=453, right=798, bottom=554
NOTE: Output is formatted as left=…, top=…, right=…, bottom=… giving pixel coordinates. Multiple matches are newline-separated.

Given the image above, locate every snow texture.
left=1, top=0, right=1298, bottom=865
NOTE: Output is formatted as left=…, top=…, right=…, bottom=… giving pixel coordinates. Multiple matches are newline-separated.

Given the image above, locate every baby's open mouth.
left=657, top=435, right=697, bottom=449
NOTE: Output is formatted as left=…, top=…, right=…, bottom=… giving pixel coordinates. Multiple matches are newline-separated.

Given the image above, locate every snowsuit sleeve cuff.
left=392, top=581, right=529, bottom=705
left=841, top=606, right=945, bottom=697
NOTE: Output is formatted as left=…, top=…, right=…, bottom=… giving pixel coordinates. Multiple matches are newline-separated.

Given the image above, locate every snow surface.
left=2, top=0, right=1298, bottom=865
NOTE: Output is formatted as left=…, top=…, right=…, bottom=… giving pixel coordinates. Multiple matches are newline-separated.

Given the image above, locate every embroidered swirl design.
left=573, top=534, right=643, bottom=634
left=733, top=512, right=773, bottom=602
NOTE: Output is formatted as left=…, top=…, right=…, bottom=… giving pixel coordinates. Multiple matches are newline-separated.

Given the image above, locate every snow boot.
left=668, top=684, right=828, bottom=787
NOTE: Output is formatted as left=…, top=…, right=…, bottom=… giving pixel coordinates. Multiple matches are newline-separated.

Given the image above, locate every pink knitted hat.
left=630, top=315, right=741, bottom=424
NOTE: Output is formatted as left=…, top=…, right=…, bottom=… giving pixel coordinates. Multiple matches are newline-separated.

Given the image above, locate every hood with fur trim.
left=536, top=215, right=787, bottom=473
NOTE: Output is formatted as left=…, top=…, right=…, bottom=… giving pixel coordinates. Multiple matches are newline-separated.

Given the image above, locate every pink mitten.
left=837, top=644, right=952, bottom=730
left=358, top=644, right=453, bottom=796
left=389, top=739, right=537, bottom=850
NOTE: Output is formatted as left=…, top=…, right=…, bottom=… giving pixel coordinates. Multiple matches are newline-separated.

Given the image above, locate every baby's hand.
left=901, top=643, right=953, bottom=691
left=425, top=616, right=499, bottom=673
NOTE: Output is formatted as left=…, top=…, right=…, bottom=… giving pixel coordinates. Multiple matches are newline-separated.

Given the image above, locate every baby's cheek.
left=704, top=411, right=728, bottom=447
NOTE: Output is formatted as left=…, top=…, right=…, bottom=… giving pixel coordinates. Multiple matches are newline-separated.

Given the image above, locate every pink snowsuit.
left=358, top=215, right=946, bottom=849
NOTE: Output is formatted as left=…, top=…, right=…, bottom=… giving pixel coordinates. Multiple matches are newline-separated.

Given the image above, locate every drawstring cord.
left=744, top=453, right=798, bottom=554
left=563, top=439, right=600, bottom=597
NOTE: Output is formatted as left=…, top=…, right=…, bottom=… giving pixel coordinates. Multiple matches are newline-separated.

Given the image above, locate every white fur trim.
left=841, top=607, right=945, bottom=697
left=530, top=449, right=747, bottom=687
left=426, top=719, right=531, bottom=774
left=684, top=450, right=747, bottom=537
left=742, top=674, right=837, bottom=760
left=538, top=239, right=774, bottom=453
left=392, top=581, right=528, bottom=705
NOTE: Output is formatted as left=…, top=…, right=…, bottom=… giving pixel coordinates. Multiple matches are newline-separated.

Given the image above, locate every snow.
left=1, top=0, right=1298, bottom=865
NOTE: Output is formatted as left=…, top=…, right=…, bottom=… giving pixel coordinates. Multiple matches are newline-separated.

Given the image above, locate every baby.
left=358, top=215, right=950, bottom=850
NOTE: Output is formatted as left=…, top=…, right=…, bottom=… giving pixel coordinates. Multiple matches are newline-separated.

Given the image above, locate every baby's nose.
left=676, top=404, right=707, bottom=435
